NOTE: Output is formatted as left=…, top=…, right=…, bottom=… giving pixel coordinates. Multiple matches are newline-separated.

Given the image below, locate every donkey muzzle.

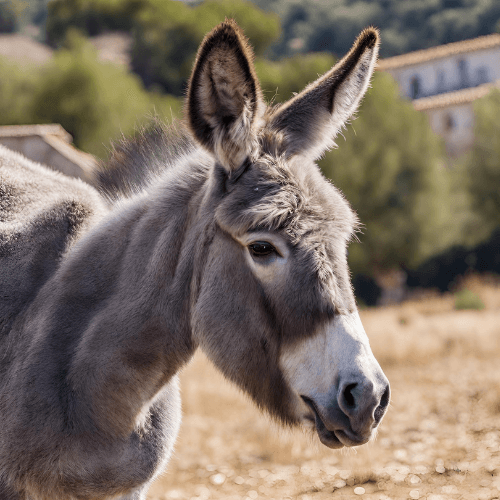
left=302, top=371, right=390, bottom=448
left=281, top=311, right=390, bottom=448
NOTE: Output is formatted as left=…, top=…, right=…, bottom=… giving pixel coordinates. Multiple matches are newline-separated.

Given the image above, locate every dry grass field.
left=147, top=277, right=500, bottom=500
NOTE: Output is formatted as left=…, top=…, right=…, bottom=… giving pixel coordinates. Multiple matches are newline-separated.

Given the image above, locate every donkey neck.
left=18, top=160, right=211, bottom=437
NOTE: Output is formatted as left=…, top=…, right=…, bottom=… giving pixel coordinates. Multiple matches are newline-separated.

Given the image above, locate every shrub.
left=255, top=52, right=335, bottom=104
left=0, top=58, right=36, bottom=125
left=454, top=289, right=485, bottom=311
left=467, top=89, right=500, bottom=239
left=405, top=229, right=500, bottom=292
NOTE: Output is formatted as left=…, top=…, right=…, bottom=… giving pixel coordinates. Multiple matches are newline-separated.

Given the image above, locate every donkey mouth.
left=301, top=396, right=344, bottom=449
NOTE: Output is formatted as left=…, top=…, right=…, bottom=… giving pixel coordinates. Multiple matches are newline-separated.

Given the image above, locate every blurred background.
left=2, top=2, right=500, bottom=499
left=2, top=0, right=500, bottom=307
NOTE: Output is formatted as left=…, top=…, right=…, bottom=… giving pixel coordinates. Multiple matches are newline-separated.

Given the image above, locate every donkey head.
left=187, top=20, right=389, bottom=448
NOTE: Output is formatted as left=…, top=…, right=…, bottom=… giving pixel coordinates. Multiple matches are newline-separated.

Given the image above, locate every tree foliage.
left=0, top=1, right=18, bottom=33
left=0, top=33, right=181, bottom=158
left=46, top=0, right=280, bottom=95
left=252, top=0, right=500, bottom=59
left=46, top=0, right=141, bottom=44
left=319, top=72, right=461, bottom=275
left=466, top=89, right=500, bottom=237
left=0, top=59, right=35, bottom=123
left=255, top=52, right=335, bottom=104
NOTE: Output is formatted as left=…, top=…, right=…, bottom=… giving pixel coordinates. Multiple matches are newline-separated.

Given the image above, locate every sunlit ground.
left=148, top=276, right=500, bottom=500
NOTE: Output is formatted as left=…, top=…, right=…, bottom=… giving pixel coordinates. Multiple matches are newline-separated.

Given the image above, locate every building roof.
left=89, top=33, right=132, bottom=69
left=43, top=135, right=97, bottom=177
left=378, top=33, right=500, bottom=71
left=0, top=34, right=53, bottom=67
left=0, top=32, right=131, bottom=69
left=0, top=124, right=72, bottom=142
left=413, top=82, right=499, bottom=111
left=0, top=124, right=97, bottom=178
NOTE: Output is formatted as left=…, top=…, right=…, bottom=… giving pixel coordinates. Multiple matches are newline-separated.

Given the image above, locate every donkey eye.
left=249, top=241, right=276, bottom=257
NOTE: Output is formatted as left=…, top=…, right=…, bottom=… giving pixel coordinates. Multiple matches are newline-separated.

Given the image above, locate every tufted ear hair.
left=267, top=28, right=380, bottom=160
left=186, top=20, right=263, bottom=173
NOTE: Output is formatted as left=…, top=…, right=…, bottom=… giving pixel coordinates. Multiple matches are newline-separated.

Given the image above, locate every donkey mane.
left=94, top=121, right=196, bottom=201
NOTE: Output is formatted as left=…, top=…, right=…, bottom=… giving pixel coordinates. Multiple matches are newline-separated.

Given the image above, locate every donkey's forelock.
left=218, top=160, right=356, bottom=237
left=214, top=142, right=359, bottom=314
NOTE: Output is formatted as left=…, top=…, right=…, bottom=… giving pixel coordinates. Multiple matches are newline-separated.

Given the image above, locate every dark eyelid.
left=249, top=241, right=277, bottom=257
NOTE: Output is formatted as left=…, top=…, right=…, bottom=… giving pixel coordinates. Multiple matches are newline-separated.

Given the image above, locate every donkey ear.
left=186, top=20, right=262, bottom=172
left=268, top=28, right=380, bottom=160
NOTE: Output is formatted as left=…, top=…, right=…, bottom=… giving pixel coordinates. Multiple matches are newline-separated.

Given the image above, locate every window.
left=477, top=67, right=489, bottom=85
left=458, top=59, right=469, bottom=87
left=444, top=113, right=455, bottom=132
left=437, top=70, right=445, bottom=92
left=410, top=75, right=421, bottom=99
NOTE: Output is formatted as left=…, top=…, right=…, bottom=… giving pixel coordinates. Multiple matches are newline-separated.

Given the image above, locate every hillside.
left=252, top=0, right=500, bottom=59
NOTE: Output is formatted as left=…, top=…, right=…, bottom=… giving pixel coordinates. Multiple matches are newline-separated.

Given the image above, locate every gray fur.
left=0, top=22, right=388, bottom=500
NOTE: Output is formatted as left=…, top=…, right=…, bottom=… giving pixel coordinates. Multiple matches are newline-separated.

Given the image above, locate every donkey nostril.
left=343, top=383, right=357, bottom=408
left=374, top=384, right=390, bottom=424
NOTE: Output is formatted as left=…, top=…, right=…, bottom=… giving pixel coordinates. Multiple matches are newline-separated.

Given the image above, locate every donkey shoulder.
left=0, top=146, right=107, bottom=336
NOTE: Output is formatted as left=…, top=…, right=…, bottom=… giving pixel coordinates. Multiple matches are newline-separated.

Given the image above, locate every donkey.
left=0, top=20, right=389, bottom=500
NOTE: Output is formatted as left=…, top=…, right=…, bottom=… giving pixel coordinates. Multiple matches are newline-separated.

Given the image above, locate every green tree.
left=0, top=1, right=18, bottom=32
left=45, top=0, right=280, bottom=95
left=30, top=32, right=181, bottom=158
left=252, top=0, right=500, bottom=59
left=131, top=0, right=280, bottom=94
left=466, top=89, right=500, bottom=238
left=0, top=58, right=35, bottom=124
left=46, top=0, right=143, bottom=45
left=319, top=72, right=461, bottom=275
left=255, top=52, right=335, bottom=103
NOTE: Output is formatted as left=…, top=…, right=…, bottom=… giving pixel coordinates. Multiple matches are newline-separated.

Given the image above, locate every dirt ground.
left=147, top=277, right=500, bottom=500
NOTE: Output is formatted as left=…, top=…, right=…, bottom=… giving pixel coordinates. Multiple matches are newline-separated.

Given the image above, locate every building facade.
left=379, top=34, right=500, bottom=156
left=0, top=124, right=97, bottom=181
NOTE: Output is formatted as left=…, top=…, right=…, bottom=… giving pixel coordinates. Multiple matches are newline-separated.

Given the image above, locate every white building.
left=379, top=34, right=500, bottom=156
left=0, top=124, right=97, bottom=182
left=412, top=84, right=494, bottom=157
